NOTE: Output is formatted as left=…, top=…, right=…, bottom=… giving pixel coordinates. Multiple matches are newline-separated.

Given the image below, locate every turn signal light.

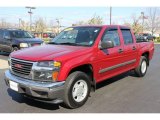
left=52, top=71, right=59, bottom=81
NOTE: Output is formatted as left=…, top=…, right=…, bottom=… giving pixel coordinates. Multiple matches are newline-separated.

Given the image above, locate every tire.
left=134, top=56, right=148, bottom=77
left=11, top=47, right=19, bottom=52
left=64, top=71, right=91, bottom=109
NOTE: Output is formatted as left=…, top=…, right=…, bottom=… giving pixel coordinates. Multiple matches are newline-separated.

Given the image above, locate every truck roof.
left=72, top=25, right=131, bottom=29
left=0, top=28, right=25, bottom=31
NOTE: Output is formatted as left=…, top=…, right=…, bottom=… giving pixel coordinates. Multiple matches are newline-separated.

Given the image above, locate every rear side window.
left=121, top=29, right=133, bottom=44
left=102, top=29, right=120, bottom=47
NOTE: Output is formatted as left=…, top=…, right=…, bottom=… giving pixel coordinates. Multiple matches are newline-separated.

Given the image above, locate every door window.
left=102, top=29, right=120, bottom=47
left=0, top=30, right=4, bottom=38
left=121, top=29, right=133, bottom=44
left=3, top=31, right=10, bottom=38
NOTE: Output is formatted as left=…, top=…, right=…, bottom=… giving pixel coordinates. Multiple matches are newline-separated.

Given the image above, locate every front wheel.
left=134, top=56, right=148, bottom=77
left=64, top=71, right=91, bottom=109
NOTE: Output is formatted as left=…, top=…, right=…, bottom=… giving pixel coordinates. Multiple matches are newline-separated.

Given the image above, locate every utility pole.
left=19, top=18, right=21, bottom=28
left=141, top=12, right=144, bottom=33
left=25, top=6, right=36, bottom=31
left=56, top=18, right=62, bottom=34
left=110, top=7, right=112, bottom=25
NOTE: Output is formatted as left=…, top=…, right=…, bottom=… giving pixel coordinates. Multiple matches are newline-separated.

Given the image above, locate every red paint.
left=10, top=25, right=154, bottom=82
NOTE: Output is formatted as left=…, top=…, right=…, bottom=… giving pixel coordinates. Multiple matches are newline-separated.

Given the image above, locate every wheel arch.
left=67, top=64, right=96, bottom=91
left=141, top=51, right=149, bottom=66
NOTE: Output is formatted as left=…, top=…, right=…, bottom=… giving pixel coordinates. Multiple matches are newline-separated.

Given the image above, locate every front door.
left=3, top=30, right=12, bottom=52
left=0, top=30, right=4, bottom=51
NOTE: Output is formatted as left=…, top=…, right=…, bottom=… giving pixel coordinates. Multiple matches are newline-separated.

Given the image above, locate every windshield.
left=10, top=31, right=33, bottom=38
left=51, top=27, right=101, bottom=46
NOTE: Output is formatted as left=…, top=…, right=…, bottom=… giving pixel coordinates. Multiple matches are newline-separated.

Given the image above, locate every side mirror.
left=100, top=40, right=114, bottom=49
left=4, top=36, right=11, bottom=40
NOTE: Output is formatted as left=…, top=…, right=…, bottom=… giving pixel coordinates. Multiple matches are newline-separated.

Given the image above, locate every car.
left=43, top=32, right=56, bottom=38
left=4, top=25, right=154, bottom=109
left=139, top=33, right=155, bottom=41
left=0, top=28, right=43, bottom=52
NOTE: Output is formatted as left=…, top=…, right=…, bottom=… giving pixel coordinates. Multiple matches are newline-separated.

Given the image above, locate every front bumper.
left=4, top=70, right=65, bottom=103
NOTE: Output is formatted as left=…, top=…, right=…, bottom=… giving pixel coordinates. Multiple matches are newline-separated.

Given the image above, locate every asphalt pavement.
left=0, top=44, right=160, bottom=113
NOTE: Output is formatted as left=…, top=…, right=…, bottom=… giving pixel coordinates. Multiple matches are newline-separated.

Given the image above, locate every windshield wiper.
left=48, top=42, right=60, bottom=45
left=58, top=42, right=78, bottom=46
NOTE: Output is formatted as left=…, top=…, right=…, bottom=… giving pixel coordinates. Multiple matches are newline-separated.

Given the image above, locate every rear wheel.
left=134, top=56, right=148, bottom=77
left=64, top=71, right=91, bottom=109
left=11, top=47, right=19, bottom=52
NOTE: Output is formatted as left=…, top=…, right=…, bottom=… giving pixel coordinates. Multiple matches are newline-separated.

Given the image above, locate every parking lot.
left=0, top=44, right=160, bottom=113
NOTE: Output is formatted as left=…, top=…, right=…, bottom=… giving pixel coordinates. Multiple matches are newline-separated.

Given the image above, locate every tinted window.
left=3, top=31, right=10, bottom=38
left=0, top=30, right=4, bottom=38
left=10, top=31, right=33, bottom=38
left=121, top=29, right=133, bottom=44
left=102, top=29, right=120, bottom=46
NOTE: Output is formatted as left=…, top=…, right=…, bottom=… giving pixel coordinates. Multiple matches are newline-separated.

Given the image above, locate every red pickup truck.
left=4, top=25, right=154, bottom=108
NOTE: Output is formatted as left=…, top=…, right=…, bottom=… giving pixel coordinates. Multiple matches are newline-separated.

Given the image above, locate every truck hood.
left=11, top=45, right=90, bottom=61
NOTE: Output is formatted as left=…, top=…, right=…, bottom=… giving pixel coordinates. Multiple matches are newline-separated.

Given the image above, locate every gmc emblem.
left=14, top=64, right=23, bottom=69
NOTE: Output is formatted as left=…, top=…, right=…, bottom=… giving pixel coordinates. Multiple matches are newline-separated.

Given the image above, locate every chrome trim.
left=11, top=57, right=35, bottom=63
left=5, top=70, right=65, bottom=90
left=10, top=58, right=35, bottom=79
left=99, top=59, right=136, bottom=74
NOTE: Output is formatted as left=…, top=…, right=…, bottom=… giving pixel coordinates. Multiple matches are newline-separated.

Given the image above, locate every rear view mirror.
left=100, top=40, right=114, bottom=49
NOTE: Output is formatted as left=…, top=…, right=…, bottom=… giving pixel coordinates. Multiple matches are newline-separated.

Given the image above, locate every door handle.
left=132, top=46, right=136, bottom=50
left=118, top=48, right=123, bottom=53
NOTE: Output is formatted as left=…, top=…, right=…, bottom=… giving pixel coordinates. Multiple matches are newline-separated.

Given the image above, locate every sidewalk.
left=0, top=59, right=8, bottom=69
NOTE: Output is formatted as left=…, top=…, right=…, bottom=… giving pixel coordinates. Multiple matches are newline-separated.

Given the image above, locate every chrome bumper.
left=4, top=70, right=65, bottom=103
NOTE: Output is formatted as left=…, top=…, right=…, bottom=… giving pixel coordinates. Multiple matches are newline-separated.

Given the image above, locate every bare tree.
left=34, top=17, right=47, bottom=33
left=131, top=14, right=142, bottom=34
left=19, top=20, right=30, bottom=31
left=145, top=8, right=160, bottom=35
left=88, top=14, right=103, bottom=25
left=73, top=14, right=103, bottom=26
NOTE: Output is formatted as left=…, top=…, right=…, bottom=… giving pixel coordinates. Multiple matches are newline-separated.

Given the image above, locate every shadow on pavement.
left=7, top=88, right=62, bottom=110
left=96, top=70, right=136, bottom=89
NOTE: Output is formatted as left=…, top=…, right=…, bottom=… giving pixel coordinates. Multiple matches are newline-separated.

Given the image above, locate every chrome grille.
left=11, top=58, right=33, bottom=76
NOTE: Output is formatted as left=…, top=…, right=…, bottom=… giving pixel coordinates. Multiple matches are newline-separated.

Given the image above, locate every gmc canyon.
left=4, top=25, right=154, bottom=108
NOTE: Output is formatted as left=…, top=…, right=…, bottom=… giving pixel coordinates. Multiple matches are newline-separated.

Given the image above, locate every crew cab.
left=0, top=28, right=43, bottom=52
left=4, top=25, right=154, bottom=109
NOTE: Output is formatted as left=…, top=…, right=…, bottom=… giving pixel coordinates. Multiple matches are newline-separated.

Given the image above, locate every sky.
left=0, top=7, right=148, bottom=27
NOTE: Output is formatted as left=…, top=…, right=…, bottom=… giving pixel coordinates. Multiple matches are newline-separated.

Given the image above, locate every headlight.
left=32, top=61, right=61, bottom=82
left=20, top=43, right=29, bottom=48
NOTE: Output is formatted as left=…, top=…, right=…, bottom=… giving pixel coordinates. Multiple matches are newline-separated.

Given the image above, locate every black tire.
left=134, top=56, right=148, bottom=77
left=64, top=71, right=91, bottom=109
left=11, top=47, right=19, bottom=52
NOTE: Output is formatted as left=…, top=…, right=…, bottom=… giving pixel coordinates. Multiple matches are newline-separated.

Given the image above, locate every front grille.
left=11, top=58, right=33, bottom=76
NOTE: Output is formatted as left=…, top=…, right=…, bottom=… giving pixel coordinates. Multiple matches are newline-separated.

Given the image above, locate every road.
left=0, top=45, right=160, bottom=113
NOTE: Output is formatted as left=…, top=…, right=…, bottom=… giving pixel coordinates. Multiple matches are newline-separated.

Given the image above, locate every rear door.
left=120, top=27, right=138, bottom=70
left=96, top=27, right=126, bottom=82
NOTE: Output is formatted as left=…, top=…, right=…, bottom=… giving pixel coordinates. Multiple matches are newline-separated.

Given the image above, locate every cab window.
left=102, top=29, right=120, bottom=47
left=121, top=29, right=133, bottom=44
